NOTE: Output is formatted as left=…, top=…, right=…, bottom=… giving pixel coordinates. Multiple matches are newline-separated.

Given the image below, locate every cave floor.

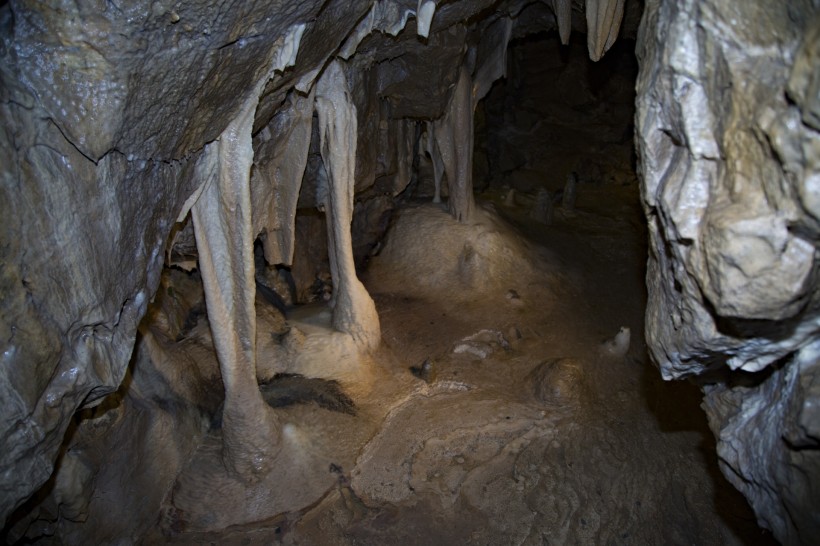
left=144, top=182, right=772, bottom=545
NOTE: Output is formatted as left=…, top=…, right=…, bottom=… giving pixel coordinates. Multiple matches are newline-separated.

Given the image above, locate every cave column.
left=315, top=60, right=381, bottom=350
left=433, top=62, right=475, bottom=223
left=190, top=96, right=279, bottom=482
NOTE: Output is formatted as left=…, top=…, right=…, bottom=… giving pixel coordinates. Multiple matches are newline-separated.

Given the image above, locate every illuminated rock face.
left=636, top=0, right=820, bottom=542
left=1, top=0, right=817, bottom=543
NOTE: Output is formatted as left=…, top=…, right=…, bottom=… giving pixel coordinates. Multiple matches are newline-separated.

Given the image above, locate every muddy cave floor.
left=144, top=183, right=773, bottom=546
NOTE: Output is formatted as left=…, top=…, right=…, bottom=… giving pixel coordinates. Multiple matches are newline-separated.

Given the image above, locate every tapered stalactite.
left=417, top=0, right=437, bottom=38
left=316, top=60, right=381, bottom=350
left=585, top=0, right=625, bottom=61
left=190, top=97, right=280, bottom=482
left=434, top=62, right=475, bottom=223
left=425, top=121, right=445, bottom=203
left=472, top=17, right=513, bottom=103
left=553, top=0, right=572, bottom=45
left=252, top=88, right=315, bottom=266
left=394, top=119, right=416, bottom=193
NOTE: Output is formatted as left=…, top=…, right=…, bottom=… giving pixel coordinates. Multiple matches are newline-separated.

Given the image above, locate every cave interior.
left=1, top=0, right=819, bottom=544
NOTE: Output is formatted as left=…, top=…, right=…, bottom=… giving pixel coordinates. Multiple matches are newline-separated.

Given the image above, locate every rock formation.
left=315, top=60, right=381, bottom=350
left=636, top=0, right=820, bottom=542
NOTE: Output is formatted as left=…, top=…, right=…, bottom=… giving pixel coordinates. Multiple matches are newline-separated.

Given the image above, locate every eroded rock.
left=636, top=0, right=820, bottom=541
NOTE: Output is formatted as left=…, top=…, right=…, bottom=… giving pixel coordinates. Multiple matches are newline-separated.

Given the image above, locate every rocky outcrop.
left=636, top=0, right=820, bottom=542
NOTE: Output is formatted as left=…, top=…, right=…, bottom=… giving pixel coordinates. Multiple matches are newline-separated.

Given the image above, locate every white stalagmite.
left=585, top=0, right=625, bottom=61
left=315, top=60, right=381, bottom=350
left=190, top=100, right=280, bottom=481
left=433, top=62, right=475, bottom=223
left=553, top=0, right=572, bottom=45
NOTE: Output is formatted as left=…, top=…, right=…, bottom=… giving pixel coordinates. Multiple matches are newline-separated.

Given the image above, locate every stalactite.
left=553, top=0, right=572, bottom=45
left=417, top=0, right=436, bottom=38
left=585, top=0, right=625, bottom=61
left=392, top=118, right=416, bottom=194
left=315, top=60, right=381, bottom=350
left=472, top=17, right=513, bottom=103
left=339, top=1, right=418, bottom=60
left=434, top=62, right=475, bottom=223
left=251, top=88, right=315, bottom=266
left=425, top=121, right=445, bottom=203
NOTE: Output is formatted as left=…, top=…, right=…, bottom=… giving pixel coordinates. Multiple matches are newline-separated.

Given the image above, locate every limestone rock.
left=636, top=0, right=820, bottom=542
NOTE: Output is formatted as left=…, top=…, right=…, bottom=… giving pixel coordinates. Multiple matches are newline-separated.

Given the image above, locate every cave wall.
left=636, top=0, right=820, bottom=542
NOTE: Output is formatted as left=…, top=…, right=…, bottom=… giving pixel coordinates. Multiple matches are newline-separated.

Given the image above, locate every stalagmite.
left=505, top=188, right=516, bottom=207
left=553, top=0, right=572, bottom=45
left=315, top=60, right=381, bottom=350
left=585, top=0, right=625, bottom=61
left=562, top=171, right=578, bottom=210
left=531, top=188, right=553, bottom=224
left=434, top=62, right=475, bottom=223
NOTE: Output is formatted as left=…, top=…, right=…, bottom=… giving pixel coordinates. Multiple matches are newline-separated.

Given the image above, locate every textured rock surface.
left=636, top=0, right=820, bottom=542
